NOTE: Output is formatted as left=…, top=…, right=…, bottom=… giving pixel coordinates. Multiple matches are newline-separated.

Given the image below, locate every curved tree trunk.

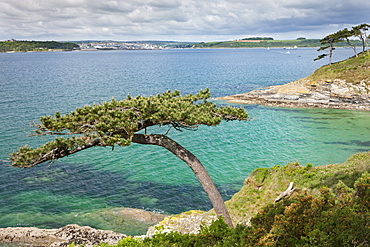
left=132, top=133, right=234, bottom=227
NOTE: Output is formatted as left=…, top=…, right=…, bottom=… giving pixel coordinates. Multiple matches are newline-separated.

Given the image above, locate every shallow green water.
left=0, top=48, right=369, bottom=235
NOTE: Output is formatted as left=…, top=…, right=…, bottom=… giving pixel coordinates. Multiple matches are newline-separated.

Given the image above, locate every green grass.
left=225, top=151, right=370, bottom=224
left=151, top=151, right=370, bottom=230
left=307, top=51, right=370, bottom=84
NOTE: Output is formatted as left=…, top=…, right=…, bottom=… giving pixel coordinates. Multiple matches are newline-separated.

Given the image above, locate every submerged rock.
left=80, top=207, right=168, bottom=236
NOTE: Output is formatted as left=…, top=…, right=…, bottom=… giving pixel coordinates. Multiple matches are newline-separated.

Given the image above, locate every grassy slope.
left=307, top=51, right=370, bottom=84
left=225, top=151, right=370, bottom=224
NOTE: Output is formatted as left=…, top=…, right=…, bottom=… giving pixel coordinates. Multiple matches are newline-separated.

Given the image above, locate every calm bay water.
left=1, top=48, right=369, bottom=235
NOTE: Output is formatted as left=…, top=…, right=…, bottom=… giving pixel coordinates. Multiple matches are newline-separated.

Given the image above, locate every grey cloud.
left=0, top=0, right=369, bottom=41
left=89, top=1, right=136, bottom=14
left=149, top=0, right=181, bottom=9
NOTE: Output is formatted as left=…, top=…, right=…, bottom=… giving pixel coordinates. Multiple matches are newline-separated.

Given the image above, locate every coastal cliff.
left=218, top=51, right=370, bottom=110
left=148, top=151, right=370, bottom=236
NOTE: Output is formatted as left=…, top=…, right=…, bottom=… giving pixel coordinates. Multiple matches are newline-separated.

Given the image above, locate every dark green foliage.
left=242, top=37, right=274, bottom=40
left=0, top=40, right=79, bottom=52
left=246, top=173, right=370, bottom=246
left=352, top=24, right=370, bottom=52
left=315, top=23, right=369, bottom=63
left=105, top=218, right=254, bottom=247
left=313, top=53, right=327, bottom=61
left=353, top=171, right=370, bottom=212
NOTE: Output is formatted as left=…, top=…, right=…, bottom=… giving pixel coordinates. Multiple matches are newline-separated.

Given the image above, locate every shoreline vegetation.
left=0, top=40, right=79, bottom=53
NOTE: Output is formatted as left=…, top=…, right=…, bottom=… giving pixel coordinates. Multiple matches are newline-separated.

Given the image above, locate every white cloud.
left=0, top=0, right=369, bottom=41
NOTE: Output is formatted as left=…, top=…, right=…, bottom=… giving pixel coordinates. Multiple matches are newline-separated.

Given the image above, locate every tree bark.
left=329, top=44, right=333, bottom=65
left=131, top=133, right=234, bottom=227
left=344, top=38, right=358, bottom=57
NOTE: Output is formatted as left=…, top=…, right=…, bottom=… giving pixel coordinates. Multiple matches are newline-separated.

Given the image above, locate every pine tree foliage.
left=10, top=88, right=247, bottom=168
left=315, top=23, right=369, bottom=64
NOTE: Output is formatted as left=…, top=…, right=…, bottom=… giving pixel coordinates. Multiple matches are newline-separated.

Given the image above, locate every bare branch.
left=275, top=182, right=296, bottom=202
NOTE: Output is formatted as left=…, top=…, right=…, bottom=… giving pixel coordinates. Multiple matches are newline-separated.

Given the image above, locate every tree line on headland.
left=192, top=38, right=324, bottom=48
left=0, top=40, right=79, bottom=52
left=315, top=23, right=369, bottom=64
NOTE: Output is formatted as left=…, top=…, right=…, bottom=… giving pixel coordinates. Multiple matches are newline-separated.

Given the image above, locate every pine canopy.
left=10, top=89, right=247, bottom=168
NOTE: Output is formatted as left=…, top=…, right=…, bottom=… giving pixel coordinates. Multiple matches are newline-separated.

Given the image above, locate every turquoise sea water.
left=1, top=48, right=369, bottom=236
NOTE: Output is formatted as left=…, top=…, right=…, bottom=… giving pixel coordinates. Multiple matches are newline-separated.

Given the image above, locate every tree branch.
left=18, top=139, right=101, bottom=168
left=275, top=182, right=295, bottom=202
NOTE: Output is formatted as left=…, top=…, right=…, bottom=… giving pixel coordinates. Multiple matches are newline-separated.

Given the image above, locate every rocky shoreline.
left=0, top=224, right=127, bottom=247
left=0, top=210, right=218, bottom=246
left=0, top=207, right=168, bottom=247
left=217, top=78, right=370, bottom=111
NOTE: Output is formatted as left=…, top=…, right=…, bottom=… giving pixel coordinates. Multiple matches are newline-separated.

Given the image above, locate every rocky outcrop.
left=0, top=207, right=167, bottom=246
left=218, top=79, right=370, bottom=111
left=146, top=210, right=217, bottom=237
left=0, top=224, right=127, bottom=247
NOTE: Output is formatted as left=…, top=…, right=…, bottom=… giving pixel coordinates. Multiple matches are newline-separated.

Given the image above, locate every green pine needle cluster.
left=9, top=89, right=247, bottom=168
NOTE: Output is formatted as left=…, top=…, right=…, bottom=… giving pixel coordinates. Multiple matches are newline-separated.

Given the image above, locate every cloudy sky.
left=0, top=0, right=369, bottom=42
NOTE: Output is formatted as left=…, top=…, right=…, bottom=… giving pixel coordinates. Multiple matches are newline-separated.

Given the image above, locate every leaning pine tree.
left=9, top=88, right=248, bottom=227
